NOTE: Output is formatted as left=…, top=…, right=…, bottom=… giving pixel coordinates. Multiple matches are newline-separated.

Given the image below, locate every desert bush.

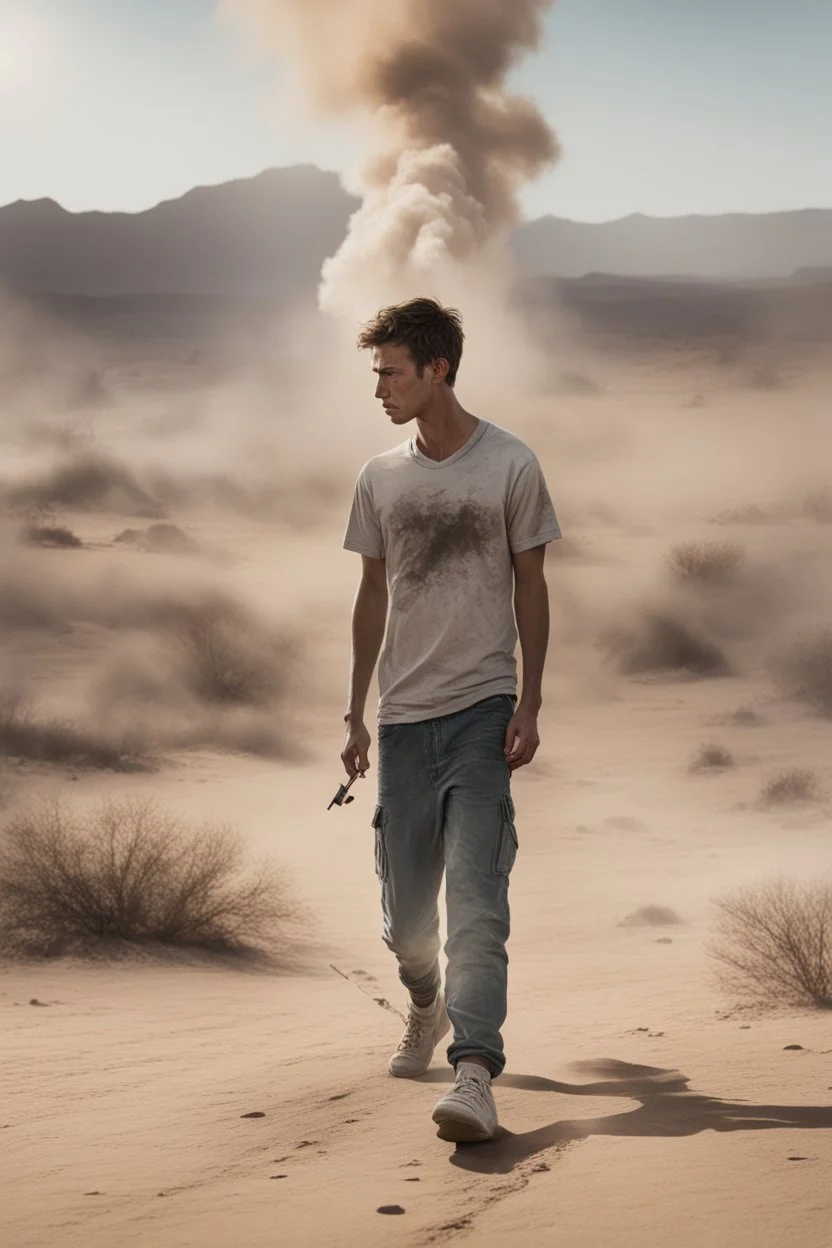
left=772, top=628, right=832, bottom=717
left=691, top=743, right=735, bottom=772
left=721, top=706, right=764, bottom=727
left=114, top=524, right=199, bottom=554
left=603, top=611, right=729, bottom=677
left=173, top=602, right=285, bottom=707
left=709, top=503, right=770, bottom=526
left=709, top=879, right=832, bottom=1009
left=0, top=798, right=294, bottom=956
left=556, top=370, right=601, bottom=395
left=20, top=523, right=83, bottom=549
left=0, top=692, right=148, bottom=772
left=760, top=769, right=823, bottom=806
left=665, top=540, right=746, bottom=586
left=748, top=364, right=785, bottom=391
left=801, top=487, right=832, bottom=524
left=619, top=905, right=682, bottom=928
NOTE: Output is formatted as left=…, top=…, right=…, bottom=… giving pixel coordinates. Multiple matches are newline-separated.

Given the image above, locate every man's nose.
left=375, top=379, right=387, bottom=400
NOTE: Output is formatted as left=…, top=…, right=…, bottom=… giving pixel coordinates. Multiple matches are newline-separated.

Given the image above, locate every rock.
left=783, top=1044, right=804, bottom=1051
left=241, top=1111, right=266, bottom=1119
left=377, top=1206, right=406, bottom=1216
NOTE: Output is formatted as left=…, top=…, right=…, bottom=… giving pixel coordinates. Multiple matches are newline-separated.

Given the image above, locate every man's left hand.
left=504, top=706, right=540, bottom=772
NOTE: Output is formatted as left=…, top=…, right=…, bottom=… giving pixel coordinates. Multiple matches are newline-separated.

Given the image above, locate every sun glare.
left=0, top=12, right=48, bottom=101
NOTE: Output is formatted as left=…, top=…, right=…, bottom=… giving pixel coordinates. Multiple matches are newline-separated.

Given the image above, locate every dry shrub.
left=8, top=452, right=165, bottom=518
left=0, top=692, right=148, bottom=772
left=710, top=503, right=770, bottom=526
left=114, top=523, right=201, bottom=555
left=555, top=370, right=601, bottom=395
left=691, top=743, right=735, bottom=773
left=721, top=706, right=765, bottom=727
left=748, top=364, right=785, bottom=391
left=619, top=905, right=683, bottom=928
left=801, top=487, right=832, bottom=524
left=0, top=561, right=297, bottom=759
left=20, top=523, right=83, bottom=549
left=772, top=628, right=832, bottom=717
left=760, top=769, right=823, bottom=806
left=603, top=610, right=729, bottom=677
left=709, top=879, right=832, bottom=1009
left=0, top=798, right=295, bottom=957
left=89, top=596, right=296, bottom=759
left=665, top=540, right=746, bottom=587
left=173, top=601, right=286, bottom=707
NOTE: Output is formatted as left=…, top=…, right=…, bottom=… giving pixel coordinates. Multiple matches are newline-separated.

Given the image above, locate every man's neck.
left=413, top=392, right=479, bottom=463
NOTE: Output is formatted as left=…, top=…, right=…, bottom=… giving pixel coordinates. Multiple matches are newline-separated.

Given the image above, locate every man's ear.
left=431, top=357, right=450, bottom=385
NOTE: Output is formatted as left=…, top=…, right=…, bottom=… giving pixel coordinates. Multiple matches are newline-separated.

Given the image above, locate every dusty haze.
left=3, top=261, right=832, bottom=1245
left=2, top=8, right=832, bottom=1236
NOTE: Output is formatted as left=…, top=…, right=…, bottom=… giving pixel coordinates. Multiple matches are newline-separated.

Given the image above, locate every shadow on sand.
left=417, top=1059, right=832, bottom=1174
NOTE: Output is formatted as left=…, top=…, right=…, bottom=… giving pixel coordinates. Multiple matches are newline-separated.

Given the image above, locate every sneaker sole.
left=387, top=1015, right=451, bottom=1079
left=432, top=1104, right=496, bottom=1144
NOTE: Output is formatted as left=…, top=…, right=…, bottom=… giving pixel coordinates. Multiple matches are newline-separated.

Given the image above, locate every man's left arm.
left=505, top=545, right=550, bottom=772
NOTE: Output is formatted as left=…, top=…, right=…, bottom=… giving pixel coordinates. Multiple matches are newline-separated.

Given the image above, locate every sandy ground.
left=2, top=325, right=832, bottom=1247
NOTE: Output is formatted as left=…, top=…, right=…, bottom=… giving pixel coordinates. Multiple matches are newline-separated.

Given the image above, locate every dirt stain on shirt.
left=388, top=494, right=502, bottom=601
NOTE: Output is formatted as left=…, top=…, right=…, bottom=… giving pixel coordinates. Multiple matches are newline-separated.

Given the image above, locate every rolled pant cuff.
left=448, top=1046, right=505, bottom=1079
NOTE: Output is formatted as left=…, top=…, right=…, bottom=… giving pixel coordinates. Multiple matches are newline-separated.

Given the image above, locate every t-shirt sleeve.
left=506, top=455, right=562, bottom=554
left=343, top=468, right=384, bottom=559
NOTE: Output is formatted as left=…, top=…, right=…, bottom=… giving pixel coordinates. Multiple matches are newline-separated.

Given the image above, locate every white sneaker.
left=432, top=1061, right=498, bottom=1143
left=388, top=995, right=450, bottom=1078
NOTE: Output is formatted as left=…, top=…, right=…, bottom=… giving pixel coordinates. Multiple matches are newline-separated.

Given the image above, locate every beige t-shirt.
left=343, top=418, right=561, bottom=724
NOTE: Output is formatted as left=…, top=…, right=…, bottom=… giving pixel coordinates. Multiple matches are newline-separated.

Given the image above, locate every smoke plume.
left=222, top=0, right=559, bottom=314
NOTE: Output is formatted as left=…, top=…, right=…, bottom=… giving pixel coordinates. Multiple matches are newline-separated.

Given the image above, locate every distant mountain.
left=1, top=166, right=831, bottom=295
left=510, top=210, right=832, bottom=281
left=0, top=166, right=359, bottom=299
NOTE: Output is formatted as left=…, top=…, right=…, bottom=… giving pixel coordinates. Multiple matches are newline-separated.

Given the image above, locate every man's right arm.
left=341, top=555, right=388, bottom=778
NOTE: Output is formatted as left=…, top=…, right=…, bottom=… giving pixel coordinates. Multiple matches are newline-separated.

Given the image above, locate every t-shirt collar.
left=408, top=419, right=489, bottom=469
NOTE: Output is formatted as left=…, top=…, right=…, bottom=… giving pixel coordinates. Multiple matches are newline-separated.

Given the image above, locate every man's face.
left=371, top=343, right=436, bottom=426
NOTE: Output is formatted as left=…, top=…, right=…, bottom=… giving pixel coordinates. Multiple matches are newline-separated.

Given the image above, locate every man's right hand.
left=341, top=719, right=371, bottom=779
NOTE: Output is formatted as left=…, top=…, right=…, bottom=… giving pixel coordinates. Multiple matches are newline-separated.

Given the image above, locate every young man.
left=341, top=297, right=560, bottom=1143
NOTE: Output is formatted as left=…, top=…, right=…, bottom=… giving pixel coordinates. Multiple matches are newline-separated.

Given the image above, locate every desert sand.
left=2, top=291, right=832, bottom=1248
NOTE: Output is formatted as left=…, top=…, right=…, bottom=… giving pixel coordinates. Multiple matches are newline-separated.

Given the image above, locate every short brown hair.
left=357, top=298, right=465, bottom=388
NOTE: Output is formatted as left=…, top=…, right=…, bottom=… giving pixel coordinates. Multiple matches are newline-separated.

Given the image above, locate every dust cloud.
left=221, top=0, right=559, bottom=314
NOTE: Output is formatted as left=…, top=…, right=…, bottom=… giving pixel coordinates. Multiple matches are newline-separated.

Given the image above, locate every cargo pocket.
left=371, top=805, right=389, bottom=882
left=494, top=793, right=519, bottom=876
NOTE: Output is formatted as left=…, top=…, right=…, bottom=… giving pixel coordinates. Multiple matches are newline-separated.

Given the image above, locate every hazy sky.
left=1, top=0, right=830, bottom=222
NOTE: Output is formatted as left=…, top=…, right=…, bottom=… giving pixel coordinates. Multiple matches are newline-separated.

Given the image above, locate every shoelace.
left=398, top=1010, right=429, bottom=1052
left=454, top=1068, right=493, bottom=1112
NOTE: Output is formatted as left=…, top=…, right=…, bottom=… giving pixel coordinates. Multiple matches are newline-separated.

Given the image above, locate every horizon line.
left=2, top=165, right=832, bottom=227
